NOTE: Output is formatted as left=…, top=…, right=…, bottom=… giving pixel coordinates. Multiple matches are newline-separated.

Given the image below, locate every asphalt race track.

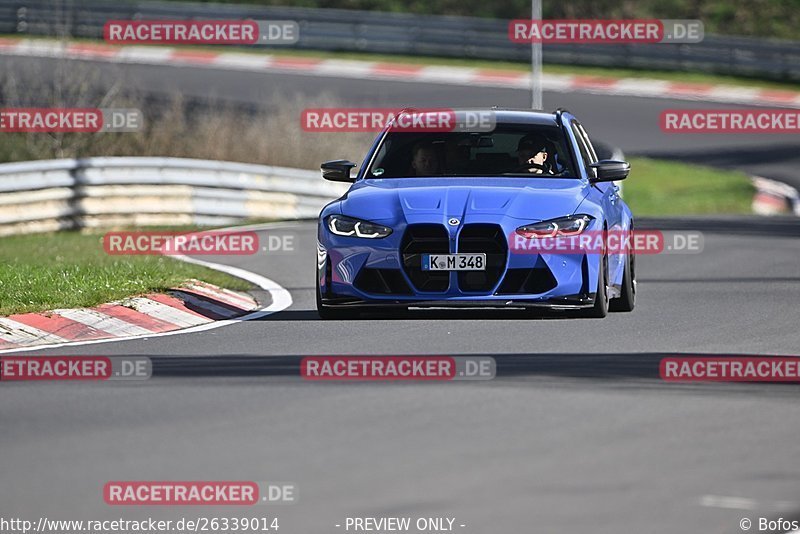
left=1, top=55, right=800, bottom=534
left=4, top=219, right=800, bottom=534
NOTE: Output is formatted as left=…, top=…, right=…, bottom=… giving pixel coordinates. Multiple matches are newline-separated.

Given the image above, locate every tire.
left=578, top=253, right=609, bottom=318
left=610, top=250, right=636, bottom=312
left=316, top=275, right=361, bottom=320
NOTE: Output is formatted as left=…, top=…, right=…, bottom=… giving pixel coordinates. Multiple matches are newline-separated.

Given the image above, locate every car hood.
left=338, top=177, right=590, bottom=222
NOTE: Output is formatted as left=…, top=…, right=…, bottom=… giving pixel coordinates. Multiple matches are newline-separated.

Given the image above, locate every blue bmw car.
left=316, top=109, right=635, bottom=319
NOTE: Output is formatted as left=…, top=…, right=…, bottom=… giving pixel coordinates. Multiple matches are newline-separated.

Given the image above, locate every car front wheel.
left=578, top=253, right=609, bottom=318
left=610, top=251, right=636, bottom=312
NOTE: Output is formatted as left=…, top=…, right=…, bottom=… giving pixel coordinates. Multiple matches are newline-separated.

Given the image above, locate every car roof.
left=488, top=109, right=561, bottom=126
left=423, top=108, right=564, bottom=128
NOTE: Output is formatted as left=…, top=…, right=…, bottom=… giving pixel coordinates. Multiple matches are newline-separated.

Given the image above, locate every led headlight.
left=326, top=215, right=393, bottom=239
left=516, top=215, right=594, bottom=239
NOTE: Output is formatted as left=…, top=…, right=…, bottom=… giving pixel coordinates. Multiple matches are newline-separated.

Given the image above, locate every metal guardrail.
left=751, top=176, right=800, bottom=216
left=0, top=157, right=346, bottom=236
left=0, top=0, right=799, bottom=81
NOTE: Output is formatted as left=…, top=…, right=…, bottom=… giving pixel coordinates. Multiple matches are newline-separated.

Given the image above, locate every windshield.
left=366, top=125, right=577, bottom=178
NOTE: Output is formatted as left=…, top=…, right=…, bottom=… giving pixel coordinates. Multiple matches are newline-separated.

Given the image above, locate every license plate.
left=422, top=253, right=486, bottom=271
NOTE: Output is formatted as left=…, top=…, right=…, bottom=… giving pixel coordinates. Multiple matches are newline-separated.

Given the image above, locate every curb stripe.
left=212, top=53, right=269, bottom=69
left=184, top=281, right=256, bottom=309
left=169, top=290, right=245, bottom=320
left=668, top=82, right=714, bottom=94
left=759, top=90, right=799, bottom=103
left=474, top=70, right=527, bottom=82
left=67, top=43, right=119, bottom=57
left=124, top=297, right=212, bottom=328
left=372, top=63, right=424, bottom=75
left=95, top=303, right=181, bottom=333
left=171, top=50, right=220, bottom=63
left=116, top=46, right=174, bottom=62
left=53, top=309, right=155, bottom=337
left=8, top=312, right=110, bottom=341
left=572, top=75, right=619, bottom=88
left=271, top=56, right=323, bottom=69
left=184, top=288, right=253, bottom=310
left=0, top=318, right=69, bottom=345
left=0, top=222, right=297, bottom=355
left=145, top=293, right=219, bottom=320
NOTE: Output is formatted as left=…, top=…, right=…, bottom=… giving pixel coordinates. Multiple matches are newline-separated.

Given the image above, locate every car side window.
left=368, top=142, right=389, bottom=176
left=576, top=123, right=599, bottom=163
left=570, top=121, right=596, bottom=177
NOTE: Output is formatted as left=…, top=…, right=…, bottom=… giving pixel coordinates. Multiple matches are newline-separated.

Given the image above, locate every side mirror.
left=589, top=160, right=630, bottom=182
left=321, top=160, right=357, bottom=183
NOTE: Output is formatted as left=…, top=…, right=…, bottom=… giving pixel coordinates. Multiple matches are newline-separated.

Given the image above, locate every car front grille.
left=457, top=224, right=507, bottom=293
left=401, top=224, right=451, bottom=292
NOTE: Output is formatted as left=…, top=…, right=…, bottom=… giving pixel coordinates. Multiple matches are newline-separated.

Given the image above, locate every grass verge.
left=624, top=157, right=754, bottom=216
left=0, top=230, right=253, bottom=316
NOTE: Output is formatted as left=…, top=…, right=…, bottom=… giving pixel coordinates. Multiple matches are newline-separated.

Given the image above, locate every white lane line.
left=125, top=297, right=211, bottom=328
left=0, top=318, right=68, bottom=346
left=700, top=495, right=760, bottom=511
left=53, top=309, right=155, bottom=337
left=699, top=495, right=798, bottom=512
left=0, top=232, right=295, bottom=354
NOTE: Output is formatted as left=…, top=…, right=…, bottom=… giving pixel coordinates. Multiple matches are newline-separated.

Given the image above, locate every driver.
left=410, top=141, right=441, bottom=176
left=516, top=134, right=554, bottom=174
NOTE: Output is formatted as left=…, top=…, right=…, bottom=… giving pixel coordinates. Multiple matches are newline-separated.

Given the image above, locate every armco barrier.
left=0, top=0, right=799, bottom=81
left=0, top=157, right=347, bottom=236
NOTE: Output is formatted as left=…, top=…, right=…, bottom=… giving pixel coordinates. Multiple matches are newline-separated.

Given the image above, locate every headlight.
left=326, top=215, right=393, bottom=239
left=516, top=215, right=594, bottom=239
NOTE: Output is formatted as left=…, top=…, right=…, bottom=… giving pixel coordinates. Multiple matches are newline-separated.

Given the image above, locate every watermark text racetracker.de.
left=510, top=229, right=704, bottom=255
left=104, top=20, right=299, bottom=45
left=660, top=357, right=800, bottom=383
left=103, top=231, right=295, bottom=256
left=0, top=108, right=142, bottom=132
left=661, top=109, right=800, bottom=133
left=103, top=481, right=297, bottom=505
left=301, top=108, right=496, bottom=133
left=301, top=356, right=496, bottom=381
left=508, top=19, right=703, bottom=44
left=0, top=356, right=151, bottom=381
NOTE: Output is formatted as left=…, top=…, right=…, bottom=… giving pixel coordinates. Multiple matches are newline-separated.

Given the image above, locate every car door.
left=570, top=120, right=625, bottom=288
